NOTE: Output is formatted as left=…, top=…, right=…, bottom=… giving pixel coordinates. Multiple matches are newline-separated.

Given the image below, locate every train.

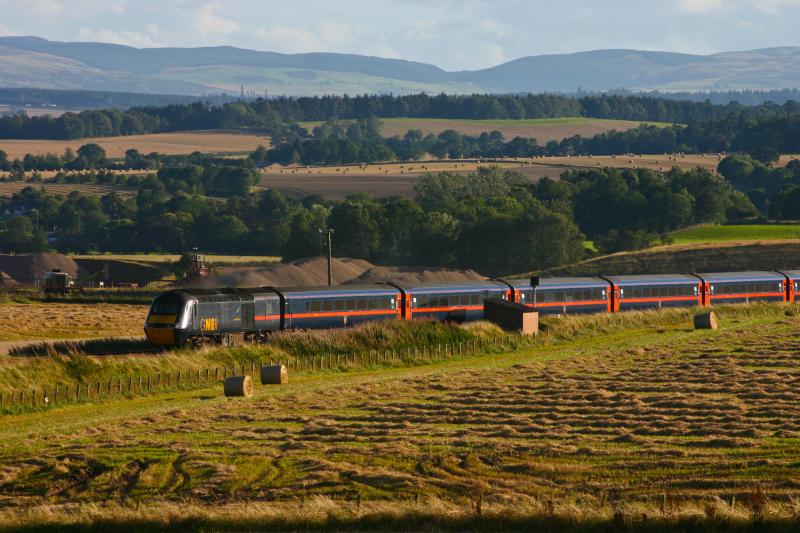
left=144, top=270, right=800, bottom=347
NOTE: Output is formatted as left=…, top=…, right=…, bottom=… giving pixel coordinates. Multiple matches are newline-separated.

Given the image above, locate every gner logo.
left=200, top=318, right=219, bottom=332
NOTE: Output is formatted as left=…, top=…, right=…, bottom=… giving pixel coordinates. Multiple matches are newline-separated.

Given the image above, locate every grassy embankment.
left=2, top=303, right=800, bottom=529
left=669, top=224, right=800, bottom=244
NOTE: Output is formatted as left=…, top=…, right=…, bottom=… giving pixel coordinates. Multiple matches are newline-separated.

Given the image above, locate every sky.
left=0, top=0, right=799, bottom=70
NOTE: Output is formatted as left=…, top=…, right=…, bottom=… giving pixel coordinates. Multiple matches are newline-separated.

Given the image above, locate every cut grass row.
left=2, top=302, right=800, bottom=529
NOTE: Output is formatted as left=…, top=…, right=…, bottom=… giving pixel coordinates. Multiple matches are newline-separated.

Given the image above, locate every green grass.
left=669, top=224, right=800, bottom=244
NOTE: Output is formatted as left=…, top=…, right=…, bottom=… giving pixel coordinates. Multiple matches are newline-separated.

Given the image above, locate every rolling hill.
left=0, top=36, right=799, bottom=96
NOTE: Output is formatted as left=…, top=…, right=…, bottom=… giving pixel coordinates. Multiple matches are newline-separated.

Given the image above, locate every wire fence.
left=0, top=334, right=532, bottom=414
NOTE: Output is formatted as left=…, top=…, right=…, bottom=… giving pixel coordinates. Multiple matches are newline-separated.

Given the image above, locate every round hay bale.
left=261, top=364, right=288, bottom=385
left=224, top=375, right=253, bottom=398
left=694, top=311, right=718, bottom=330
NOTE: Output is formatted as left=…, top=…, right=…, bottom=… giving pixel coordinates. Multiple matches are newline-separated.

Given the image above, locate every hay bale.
left=224, top=375, right=253, bottom=397
left=261, top=365, right=289, bottom=385
left=694, top=312, right=718, bottom=330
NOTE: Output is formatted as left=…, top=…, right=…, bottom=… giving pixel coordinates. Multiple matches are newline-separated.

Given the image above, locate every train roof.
left=390, top=280, right=508, bottom=293
left=698, top=271, right=786, bottom=282
left=777, top=270, right=800, bottom=279
left=503, top=277, right=608, bottom=289
left=604, top=274, right=699, bottom=286
left=168, top=288, right=278, bottom=298
left=277, top=284, right=398, bottom=297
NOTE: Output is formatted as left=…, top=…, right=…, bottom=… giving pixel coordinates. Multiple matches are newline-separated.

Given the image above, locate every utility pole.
left=320, top=227, right=334, bottom=286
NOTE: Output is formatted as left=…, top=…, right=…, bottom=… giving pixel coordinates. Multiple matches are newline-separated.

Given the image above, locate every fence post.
left=32, top=389, right=36, bottom=406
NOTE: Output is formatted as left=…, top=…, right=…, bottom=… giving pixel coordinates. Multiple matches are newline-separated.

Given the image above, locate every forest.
left=0, top=164, right=763, bottom=275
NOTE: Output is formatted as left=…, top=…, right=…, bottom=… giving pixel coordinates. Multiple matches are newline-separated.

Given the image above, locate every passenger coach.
left=145, top=268, right=800, bottom=347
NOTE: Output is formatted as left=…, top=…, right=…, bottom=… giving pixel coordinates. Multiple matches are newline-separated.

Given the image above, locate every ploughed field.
left=259, top=154, right=790, bottom=199
left=3, top=304, right=800, bottom=529
left=259, top=160, right=539, bottom=199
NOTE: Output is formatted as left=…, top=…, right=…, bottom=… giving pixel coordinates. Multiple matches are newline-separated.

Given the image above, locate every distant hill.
left=0, top=36, right=798, bottom=96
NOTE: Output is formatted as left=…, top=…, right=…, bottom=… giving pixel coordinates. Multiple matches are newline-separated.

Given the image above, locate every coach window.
left=309, top=301, right=322, bottom=312
left=334, top=300, right=345, bottom=311
left=323, top=300, right=334, bottom=312
left=346, top=300, right=356, bottom=311
left=357, top=299, right=368, bottom=310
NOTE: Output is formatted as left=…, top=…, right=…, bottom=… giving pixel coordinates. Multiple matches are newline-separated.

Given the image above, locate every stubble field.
left=0, top=130, right=270, bottom=159
left=2, top=304, right=800, bottom=530
left=300, top=117, right=674, bottom=143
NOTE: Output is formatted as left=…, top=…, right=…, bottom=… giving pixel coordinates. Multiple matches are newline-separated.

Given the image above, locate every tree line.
left=3, top=92, right=800, bottom=140
left=0, top=165, right=759, bottom=275
left=256, top=114, right=800, bottom=165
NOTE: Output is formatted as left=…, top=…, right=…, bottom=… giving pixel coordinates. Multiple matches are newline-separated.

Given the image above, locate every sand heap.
left=349, top=265, right=485, bottom=285
left=0, top=271, right=19, bottom=287
left=189, top=257, right=486, bottom=289
left=0, top=253, right=85, bottom=286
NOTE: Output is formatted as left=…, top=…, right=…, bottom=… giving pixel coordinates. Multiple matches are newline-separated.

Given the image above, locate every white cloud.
left=77, top=27, right=159, bottom=48
left=252, top=26, right=327, bottom=53
left=252, top=22, right=355, bottom=54
left=676, top=0, right=800, bottom=13
left=195, top=3, right=240, bottom=36
left=404, top=20, right=439, bottom=41
left=12, top=0, right=64, bottom=17
left=676, top=0, right=725, bottom=13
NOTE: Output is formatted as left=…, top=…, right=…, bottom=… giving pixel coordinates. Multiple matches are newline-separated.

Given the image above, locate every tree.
left=718, top=155, right=755, bottom=183
left=211, top=167, right=260, bottom=197
left=749, top=147, right=781, bottom=166
left=76, top=144, right=107, bottom=168
left=0, top=216, right=48, bottom=252
left=328, top=200, right=381, bottom=259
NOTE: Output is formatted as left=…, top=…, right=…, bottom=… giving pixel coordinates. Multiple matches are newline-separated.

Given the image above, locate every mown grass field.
left=670, top=224, right=800, bottom=244
left=0, top=181, right=137, bottom=198
left=0, top=302, right=147, bottom=343
left=0, top=130, right=270, bottom=159
left=3, top=304, right=800, bottom=530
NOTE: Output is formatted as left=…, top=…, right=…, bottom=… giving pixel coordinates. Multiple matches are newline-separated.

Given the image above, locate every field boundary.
left=0, top=335, right=526, bottom=415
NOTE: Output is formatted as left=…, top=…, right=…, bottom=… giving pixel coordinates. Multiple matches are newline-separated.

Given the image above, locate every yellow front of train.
left=144, top=291, right=192, bottom=347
